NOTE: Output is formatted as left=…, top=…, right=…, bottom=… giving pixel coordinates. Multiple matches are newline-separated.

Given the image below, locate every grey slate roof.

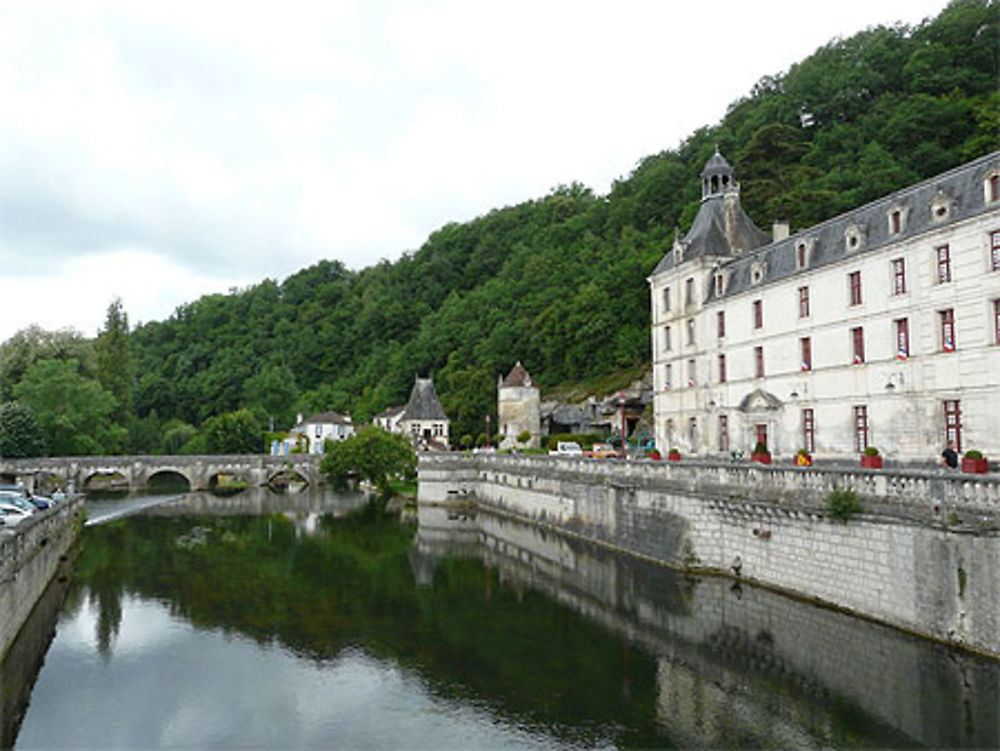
left=400, top=377, right=448, bottom=421
left=652, top=193, right=771, bottom=274
left=709, top=150, right=1000, bottom=302
left=299, top=411, right=350, bottom=425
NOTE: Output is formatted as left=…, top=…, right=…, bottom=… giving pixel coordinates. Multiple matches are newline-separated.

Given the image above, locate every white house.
left=372, top=405, right=406, bottom=433
left=272, top=411, right=355, bottom=455
left=649, top=148, right=1000, bottom=463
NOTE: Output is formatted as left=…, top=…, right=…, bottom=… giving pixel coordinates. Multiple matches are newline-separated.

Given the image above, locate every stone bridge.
left=0, top=454, right=323, bottom=493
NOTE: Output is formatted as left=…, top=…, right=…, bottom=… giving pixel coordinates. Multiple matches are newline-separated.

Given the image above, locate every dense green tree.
left=12, top=359, right=123, bottom=455
left=244, top=364, right=299, bottom=431
left=94, top=297, right=134, bottom=427
left=201, top=409, right=263, bottom=454
left=320, top=426, right=416, bottom=494
left=0, top=325, right=94, bottom=401
left=0, top=401, right=47, bottom=458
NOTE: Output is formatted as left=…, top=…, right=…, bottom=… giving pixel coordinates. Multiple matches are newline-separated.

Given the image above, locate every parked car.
left=587, top=443, right=618, bottom=459
left=0, top=491, right=37, bottom=515
left=0, top=501, right=33, bottom=527
left=549, top=441, right=584, bottom=456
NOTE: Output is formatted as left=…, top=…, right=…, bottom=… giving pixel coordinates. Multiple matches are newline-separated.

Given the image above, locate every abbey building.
left=649, top=149, right=1000, bottom=462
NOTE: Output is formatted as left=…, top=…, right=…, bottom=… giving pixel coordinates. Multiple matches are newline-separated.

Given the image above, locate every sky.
left=0, top=0, right=949, bottom=343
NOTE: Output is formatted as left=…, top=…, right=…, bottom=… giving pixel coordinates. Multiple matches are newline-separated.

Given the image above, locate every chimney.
left=772, top=221, right=790, bottom=241
left=296, top=413, right=303, bottom=425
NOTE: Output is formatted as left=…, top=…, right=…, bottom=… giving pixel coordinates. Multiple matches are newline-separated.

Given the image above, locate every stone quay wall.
left=418, top=454, right=1000, bottom=658
left=0, top=497, right=84, bottom=661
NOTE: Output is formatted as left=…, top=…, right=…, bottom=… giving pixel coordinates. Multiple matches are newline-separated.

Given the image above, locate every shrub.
left=863, top=446, right=880, bottom=456
left=797, top=448, right=810, bottom=457
left=826, top=488, right=863, bottom=523
left=517, top=430, right=532, bottom=444
left=964, top=449, right=983, bottom=459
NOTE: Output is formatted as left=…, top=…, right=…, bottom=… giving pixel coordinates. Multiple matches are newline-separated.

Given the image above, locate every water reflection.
left=7, top=492, right=1000, bottom=749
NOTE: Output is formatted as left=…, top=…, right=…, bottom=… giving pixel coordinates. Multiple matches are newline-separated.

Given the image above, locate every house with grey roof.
left=272, top=411, right=355, bottom=455
left=649, top=148, right=1000, bottom=462
left=399, top=377, right=450, bottom=450
left=498, top=361, right=541, bottom=449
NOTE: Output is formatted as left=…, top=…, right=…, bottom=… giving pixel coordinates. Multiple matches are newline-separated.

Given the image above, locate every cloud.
left=0, top=0, right=949, bottom=342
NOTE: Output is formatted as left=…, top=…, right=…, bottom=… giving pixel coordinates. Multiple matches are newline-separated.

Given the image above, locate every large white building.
left=649, top=149, right=1000, bottom=462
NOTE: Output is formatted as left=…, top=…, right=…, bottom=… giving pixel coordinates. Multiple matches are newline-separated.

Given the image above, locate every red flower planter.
left=667, top=452, right=682, bottom=462
left=962, top=457, right=989, bottom=474
left=860, top=455, right=883, bottom=469
left=751, top=452, right=772, bottom=465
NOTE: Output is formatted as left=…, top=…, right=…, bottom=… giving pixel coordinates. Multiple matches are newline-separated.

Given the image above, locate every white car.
left=549, top=441, right=583, bottom=456
left=0, top=501, right=33, bottom=527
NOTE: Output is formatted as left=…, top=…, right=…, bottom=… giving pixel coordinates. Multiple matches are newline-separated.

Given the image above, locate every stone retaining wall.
left=0, top=497, right=84, bottom=661
left=419, top=455, right=1000, bottom=658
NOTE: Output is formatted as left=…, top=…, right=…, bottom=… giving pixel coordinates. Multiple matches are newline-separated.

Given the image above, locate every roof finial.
left=714, top=143, right=720, bottom=155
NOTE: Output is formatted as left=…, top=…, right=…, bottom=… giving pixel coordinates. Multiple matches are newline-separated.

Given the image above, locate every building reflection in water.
left=412, top=503, right=1000, bottom=750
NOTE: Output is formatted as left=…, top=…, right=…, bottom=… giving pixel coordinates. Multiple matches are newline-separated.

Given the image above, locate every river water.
left=5, top=488, right=1000, bottom=749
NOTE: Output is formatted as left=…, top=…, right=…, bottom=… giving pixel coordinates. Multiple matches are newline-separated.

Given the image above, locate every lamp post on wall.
left=485, top=414, right=492, bottom=449
left=617, top=391, right=627, bottom=460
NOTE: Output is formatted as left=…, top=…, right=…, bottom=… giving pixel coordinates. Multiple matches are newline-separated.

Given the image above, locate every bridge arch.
left=83, top=470, right=130, bottom=493
left=147, top=469, right=192, bottom=491
left=267, top=468, right=310, bottom=490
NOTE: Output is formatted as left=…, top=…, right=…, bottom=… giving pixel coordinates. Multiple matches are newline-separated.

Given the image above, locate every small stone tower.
left=498, top=361, right=541, bottom=450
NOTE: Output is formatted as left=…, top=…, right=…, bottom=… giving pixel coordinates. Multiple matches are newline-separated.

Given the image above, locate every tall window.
left=718, top=354, right=727, bottom=383
left=991, top=175, right=1000, bottom=202
left=664, top=325, right=672, bottom=352
left=854, top=405, right=869, bottom=452
left=890, top=210, right=901, bottom=234
left=687, top=358, right=696, bottom=387
left=895, top=318, right=910, bottom=359
left=940, top=309, right=955, bottom=352
left=800, top=337, right=812, bottom=371
left=852, top=327, right=865, bottom=364
left=717, top=310, right=726, bottom=338
left=798, top=286, right=810, bottom=318
left=945, top=400, right=962, bottom=451
left=685, top=278, right=695, bottom=307
left=686, top=318, right=695, bottom=346
left=664, top=363, right=672, bottom=390
left=991, top=231, right=1000, bottom=272
left=802, top=408, right=815, bottom=453
left=753, top=299, right=763, bottom=329
left=755, top=424, right=768, bottom=449
left=937, top=245, right=952, bottom=283
left=662, top=287, right=671, bottom=314
left=891, top=258, right=906, bottom=295
left=848, top=271, right=862, bottom=306
left=688, top=417, right=698, bottom=448
left=797, top=243, right=807, bottom=269
left=715, top=274, right=724, bottom=296
left=754, top=346, right=764, bottom=378
left=995, top=300, right=1000, bottom=345
left=718, top=415, right=729, bottom=453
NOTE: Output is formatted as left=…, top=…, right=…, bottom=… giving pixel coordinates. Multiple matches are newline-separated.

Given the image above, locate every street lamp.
left=617, top=391, right=627, bottom=460
left=485, top=414, right=492, bottom=449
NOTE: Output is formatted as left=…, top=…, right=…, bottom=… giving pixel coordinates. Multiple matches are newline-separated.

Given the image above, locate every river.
left=4, top=488, right=999, bottom=749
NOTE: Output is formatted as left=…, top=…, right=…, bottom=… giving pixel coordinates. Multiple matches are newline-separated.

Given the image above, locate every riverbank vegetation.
left=0, top=1, right=996, bottom=456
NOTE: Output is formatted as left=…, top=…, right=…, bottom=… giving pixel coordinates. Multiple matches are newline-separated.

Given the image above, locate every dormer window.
left=930, top=189, right=954, bottom=223
left=714, top=271, right=727, bottom=296
left=984, top=169, right=1000, bottom=203
left=844, top=223, right=865, bottom=253
left=795, top=237, right=816, bottom=269
left=750, top=260, right=766, bottom=286
left=888, top=206, right=908, bottom=235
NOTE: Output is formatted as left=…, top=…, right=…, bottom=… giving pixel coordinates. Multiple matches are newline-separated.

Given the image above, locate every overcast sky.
left=0, top=0, right=948, bottom=342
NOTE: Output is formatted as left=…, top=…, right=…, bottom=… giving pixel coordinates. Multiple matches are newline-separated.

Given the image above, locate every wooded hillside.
left=2, top=0, right=997, bottom=454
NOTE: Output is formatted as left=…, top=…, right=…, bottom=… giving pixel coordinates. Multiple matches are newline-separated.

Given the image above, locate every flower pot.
left=962, top=457, right=989, bottom=474
left=795, top=454, right=813, bottom=467
left=667, top=452, right=681, bottom=462
left=751, top=452, right=772, bottom=465
left=860, top=455, right=883, bottom=469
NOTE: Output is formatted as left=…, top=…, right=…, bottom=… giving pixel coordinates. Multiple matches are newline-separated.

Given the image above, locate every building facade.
left=498, top=361, right=541, bottom=449
left=275, top=411, right=355, bottom=455
left=649, top=149, right=1000, bottom=462
left=399, top=377, right=450, bottom=450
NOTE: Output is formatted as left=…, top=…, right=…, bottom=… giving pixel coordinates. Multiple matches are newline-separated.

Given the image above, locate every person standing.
left=941, top=440, right=958, bottom=469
